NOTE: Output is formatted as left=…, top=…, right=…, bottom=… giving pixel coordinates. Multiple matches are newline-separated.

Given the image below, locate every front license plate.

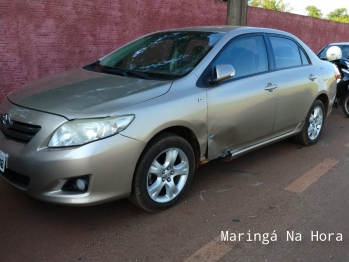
left=0, top=150, right=6, bottom=173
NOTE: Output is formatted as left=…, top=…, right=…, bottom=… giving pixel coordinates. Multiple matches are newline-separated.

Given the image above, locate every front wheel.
left=129, top=133, right=195, bottom=212
left=293, top=100, right=325, bottom=146
left=342, top=92, right=349, bottom=118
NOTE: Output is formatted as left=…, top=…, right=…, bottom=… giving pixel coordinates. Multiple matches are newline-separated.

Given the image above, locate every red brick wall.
left=0, top=0, right=227, bottom=102
left=247, top=7, right=349, bottom=52
left=1, top=1, right=349, bottom=102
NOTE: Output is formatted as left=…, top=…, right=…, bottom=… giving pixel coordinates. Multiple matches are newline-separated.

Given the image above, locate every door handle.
left=309, top=74, right=317, bottom=81
left=264, top=83, right=277, bottom=92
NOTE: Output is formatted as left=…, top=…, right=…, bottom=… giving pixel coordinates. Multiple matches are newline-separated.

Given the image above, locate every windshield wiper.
left=99, top=65, right=151, bottom=80
left=99, top=66, right=129, bottom=77
left=86, top=62, right=167, bottom=80
left=125, top=70, right=151, bottom=80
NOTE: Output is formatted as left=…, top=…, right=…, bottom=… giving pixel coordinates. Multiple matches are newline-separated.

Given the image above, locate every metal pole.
left=226, top=0, right=248, bottom=26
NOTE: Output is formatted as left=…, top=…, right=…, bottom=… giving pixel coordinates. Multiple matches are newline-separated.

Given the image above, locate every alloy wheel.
left=307, top=106, right=323, bottom=140
left=146, top=148, right=189, bottom=203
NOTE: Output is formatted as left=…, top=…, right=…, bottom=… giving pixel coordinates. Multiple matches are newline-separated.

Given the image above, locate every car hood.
left=8, top=68, right=172, bottom=119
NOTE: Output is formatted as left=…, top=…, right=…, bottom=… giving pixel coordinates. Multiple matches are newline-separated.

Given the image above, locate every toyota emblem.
left=1, top=113, right=13, bottom=128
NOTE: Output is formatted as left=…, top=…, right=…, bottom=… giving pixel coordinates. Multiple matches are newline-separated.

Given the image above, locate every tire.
left=293, top=100, right=325, bottom=146
left=129, top=133, right=195, bottom=212
left=342, top=92, right=349, bottom=118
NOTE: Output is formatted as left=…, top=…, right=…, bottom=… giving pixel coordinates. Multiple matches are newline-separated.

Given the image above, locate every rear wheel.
left=130, top=133, right=195, bottom=212
left=293, top=100, right=325, bottom=146
left=342, top=92, right=349, bottom=118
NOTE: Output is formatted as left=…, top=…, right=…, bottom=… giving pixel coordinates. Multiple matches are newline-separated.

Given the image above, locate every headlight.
left=48, top=115, right=134, bottom=147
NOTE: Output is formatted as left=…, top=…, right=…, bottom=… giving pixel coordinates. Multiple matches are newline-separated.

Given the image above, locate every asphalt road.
left=0, top=107, right=348, bottom=262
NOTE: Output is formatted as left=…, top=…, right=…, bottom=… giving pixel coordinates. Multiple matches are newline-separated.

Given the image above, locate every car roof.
left=166, top=26, right=290, bottom=35
left=328, top=42, right=349, bottom=46
left=172, top=26, right=243, bottom=33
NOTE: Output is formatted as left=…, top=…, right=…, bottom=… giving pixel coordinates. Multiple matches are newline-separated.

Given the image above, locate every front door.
left=206, top=35, right=278, bottom=159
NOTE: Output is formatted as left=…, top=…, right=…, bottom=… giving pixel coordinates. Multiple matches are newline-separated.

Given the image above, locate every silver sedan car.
left=0, top=27, right=337, bottom=212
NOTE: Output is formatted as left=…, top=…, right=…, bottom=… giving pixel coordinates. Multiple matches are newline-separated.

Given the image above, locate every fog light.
left=61, top=175, right=90, bottom=193
left=75, top=178, right=88, bottom=191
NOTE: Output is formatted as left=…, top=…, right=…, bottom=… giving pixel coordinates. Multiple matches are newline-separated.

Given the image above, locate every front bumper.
left=0, top=100, right=145, bottom=205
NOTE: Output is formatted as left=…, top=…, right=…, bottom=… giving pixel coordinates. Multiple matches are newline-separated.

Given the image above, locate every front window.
left=86, top=31, right=225, bottom=80
left=214, top=35, right=269, bottom=79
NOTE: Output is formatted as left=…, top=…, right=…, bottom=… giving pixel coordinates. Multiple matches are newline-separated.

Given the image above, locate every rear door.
left=266, top=35, right=320, bottom=138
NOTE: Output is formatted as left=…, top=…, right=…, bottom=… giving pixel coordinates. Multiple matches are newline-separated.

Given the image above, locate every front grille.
left=0, top=120, right=41, bottom=142
left=0, top=169, right=30, bottom=189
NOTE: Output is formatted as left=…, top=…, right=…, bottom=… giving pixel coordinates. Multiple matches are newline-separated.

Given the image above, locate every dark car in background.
left=317, top=42, right=349, bottom=60
left=317, top=42, right=349, bottom=117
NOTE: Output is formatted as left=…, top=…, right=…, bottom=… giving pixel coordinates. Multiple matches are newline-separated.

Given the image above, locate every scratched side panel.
left=206, top=73, right=278, bottom=160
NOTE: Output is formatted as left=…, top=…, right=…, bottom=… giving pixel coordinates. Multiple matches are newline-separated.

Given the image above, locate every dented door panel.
left=207, top=73, right=278, bottom=160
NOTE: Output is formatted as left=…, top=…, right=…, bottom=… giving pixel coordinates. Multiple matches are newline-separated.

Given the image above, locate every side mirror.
left=209, top=64, right=235, bottom=85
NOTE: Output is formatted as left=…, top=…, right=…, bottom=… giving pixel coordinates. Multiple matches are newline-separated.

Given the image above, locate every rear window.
left=269, top=36, right=302, bottom=69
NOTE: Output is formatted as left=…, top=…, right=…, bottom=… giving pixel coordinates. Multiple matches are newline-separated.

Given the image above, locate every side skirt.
left=221, top=122, right=304, bottom=162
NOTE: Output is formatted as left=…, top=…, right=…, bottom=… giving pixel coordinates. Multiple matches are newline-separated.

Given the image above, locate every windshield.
left=318, top=44, right=349, bottom=60
left=85, top=31, right=225, bottom=80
